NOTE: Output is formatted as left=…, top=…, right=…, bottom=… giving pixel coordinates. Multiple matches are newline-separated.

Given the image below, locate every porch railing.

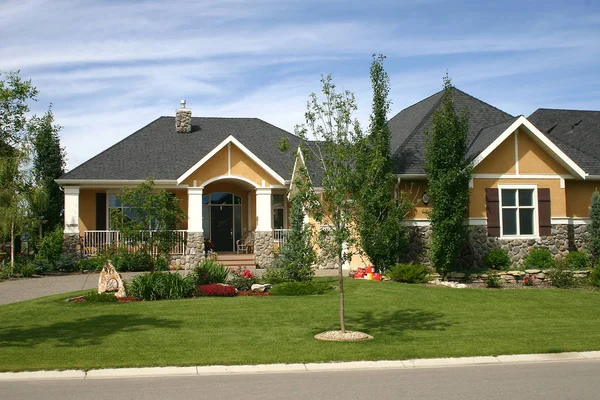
left=82, top=230, right=187, bottom=257
left=273, top=229, right=290, bottom=246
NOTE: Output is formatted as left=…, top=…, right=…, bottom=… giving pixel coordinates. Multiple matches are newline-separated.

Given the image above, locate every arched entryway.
left=202, top=192, right=243, bottom=252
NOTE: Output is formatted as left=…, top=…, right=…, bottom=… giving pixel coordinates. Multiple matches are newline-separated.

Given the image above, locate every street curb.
left=1, top=352, right=599, bottom=381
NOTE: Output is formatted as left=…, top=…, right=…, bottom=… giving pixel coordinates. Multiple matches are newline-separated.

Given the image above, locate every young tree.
left=294, top=75, right=361, bottom=334
left=424, top=74, right=472, bottom=276
left=589, top=191, right=600, bottom=264
left=110, top=178, right=187, bottom=269
left=273, top=167, right=317, bottom=282
left=353, top=54, right=410, bottom=273
left=32, top=109, right=65, bottom=233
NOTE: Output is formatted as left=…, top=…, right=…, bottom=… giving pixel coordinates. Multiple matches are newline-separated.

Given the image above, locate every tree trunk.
left=339, top=248, right=345, bottom=333
left=10, top=222, right=14, bottom=267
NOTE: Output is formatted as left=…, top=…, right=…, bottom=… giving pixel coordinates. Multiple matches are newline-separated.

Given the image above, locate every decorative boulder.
left=98, top=261, right=127, bottom=298
left=250, top=283, right=272, bottom=293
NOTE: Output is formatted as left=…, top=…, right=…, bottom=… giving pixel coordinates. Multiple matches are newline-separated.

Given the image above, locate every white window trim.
left=271, top=194, right=287, bottom=229
left=498, top=184, right=539, bottom=239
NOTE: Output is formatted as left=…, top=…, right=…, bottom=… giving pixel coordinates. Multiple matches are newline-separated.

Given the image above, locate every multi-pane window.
left=500, top=187, right=536, bottom=237
left=272, top=194, right=285, bottom=229
left=108, top=193, right=158, bottom=230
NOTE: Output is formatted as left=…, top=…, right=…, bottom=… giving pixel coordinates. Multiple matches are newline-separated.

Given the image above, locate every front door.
left=211, top=205, right=233, bottom=252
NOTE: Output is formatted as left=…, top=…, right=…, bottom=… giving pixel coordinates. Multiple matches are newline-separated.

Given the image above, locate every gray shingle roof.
left=62, top=117, right=302, bottom=181
left=528, top=109, right=600, bottom=175
left=390, top=88, right=515, bottom=175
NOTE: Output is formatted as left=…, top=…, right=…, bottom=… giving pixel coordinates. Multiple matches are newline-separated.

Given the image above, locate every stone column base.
left=62, top=233, right=81, bottom=257
left=254, top=231, right=274, bottom=268
left=180, top=232, right=205, bottom=270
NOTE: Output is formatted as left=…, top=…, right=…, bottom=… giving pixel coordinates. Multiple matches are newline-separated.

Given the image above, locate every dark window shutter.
left=486, top=188, right=500, bottom=237
left=96, top=193, right=107, bottom=230
left=538, top=188, right=551, bottom=236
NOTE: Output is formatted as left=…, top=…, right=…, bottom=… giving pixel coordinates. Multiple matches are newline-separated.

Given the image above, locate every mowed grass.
left=1, top=278, right=600, bottom=371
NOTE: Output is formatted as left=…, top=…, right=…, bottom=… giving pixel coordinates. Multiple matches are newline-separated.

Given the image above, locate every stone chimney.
left=176, top=100, right=192, bottom=133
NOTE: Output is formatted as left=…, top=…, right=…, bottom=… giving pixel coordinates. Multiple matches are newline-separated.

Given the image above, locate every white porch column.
left=255, top=188, right=272, bottom=232
left=187, top=187, right=204, bottom=234
left=63, top=187, right=80, bottom=234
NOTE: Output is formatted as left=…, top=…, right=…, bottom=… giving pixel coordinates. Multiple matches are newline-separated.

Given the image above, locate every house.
left=57, top=90, right=600, bottom=270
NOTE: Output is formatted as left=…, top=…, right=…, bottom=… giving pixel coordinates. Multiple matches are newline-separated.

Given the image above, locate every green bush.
left=485, top=271, right=502, bottom=288
left=260, top=267, right=290, bottom=284
left=564, top=251, right=591, bottom=270
left=523, top=248, right=554, bottom=270
left=32, top=258, right=53, bottom=274
left=228, top=267, right=257, bottom=291
left=55, top=253, right=80, bottom=272
left=590, top=262, right=600, bottom=287
left=547, top=259, right=577, bottom=288
left=193, top=260, right=229, bottom=285
left=20, top=263, right=36, bottom=277
left=36, top=227, right=64, bottom=264
left=386, top=262, right=430, bottom=283
left=77, top=257, right=105, bottom=272
left=111, top=250, right=154, bottom=272
left=270, top=281, right=333, bottom=296
left=484, top=247, right=511, bottom=271
left=83, top=291, right=118, bottom=302
left=128, top=272, right=195, bottom=301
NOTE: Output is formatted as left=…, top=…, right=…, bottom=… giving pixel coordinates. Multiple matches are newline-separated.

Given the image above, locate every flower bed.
left=197, top=283, right=236, bottom=297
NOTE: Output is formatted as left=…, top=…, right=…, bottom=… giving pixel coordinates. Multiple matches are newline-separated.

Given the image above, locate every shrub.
left=83, top=291, right=118, bottom=302
left=20, top=263, right=36, bottom=277
left=197, top=284, right=236, bottom=297
left=484, top=247, right=511, bottom=271
left=55, top=253, right=80, bottom=272
left=590, top=262, right=600, bottom=287
left=260, top=267, right=290, bottom=284
left=523, top=248, right=554, bottom=270
left=228, top=267, right=257, bottom=291
left=269, top=281, right=333, bottom=296
left=564, top=251, right=591, bottom=270
left=111, top=250, right=154, bottom=272
left=128, top=272, right=195, bottom=301
left=485, top=271, right=502, bottom=288
left=32, top=258, right=53, bottom=274
left=547, top=259, right=577, bottom=288
left=386, top=262, right=430, bottom=283
left=77, top=257, right=104, bottom=272
left=193, top=260, right=229, bottom=285
left=36, top=227, right=64, bottom=264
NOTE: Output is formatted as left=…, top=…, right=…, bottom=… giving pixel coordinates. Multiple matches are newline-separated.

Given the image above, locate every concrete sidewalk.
left=0, top=272, right=141, bottom=305
left=1, top=351, right=599, bottom=381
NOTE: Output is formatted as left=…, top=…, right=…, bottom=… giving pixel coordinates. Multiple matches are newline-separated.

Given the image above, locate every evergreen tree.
left=424, top=74, right=472, bottom=276
left=32, top=109, right=65, bottom=233
left=589, top=191, right=600, bottom=264
left=354, top=54, right=410, bottom=273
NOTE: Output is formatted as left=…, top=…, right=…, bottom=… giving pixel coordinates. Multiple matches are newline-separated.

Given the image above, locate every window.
left=499, top=186, right=537, bottom=237
left=272, top=194, right=285, bottom=229
left=108, top=193, right=158, bottom=230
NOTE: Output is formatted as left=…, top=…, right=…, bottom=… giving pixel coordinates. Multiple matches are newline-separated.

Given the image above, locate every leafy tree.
left=32, top=109, right=65, bottom=233
left=294, top=75, right=361, bottom=334
left=110, top=178, right=187, bottom=269
left=0, top=71, right=38, bottom=148
left=353, top=54, right=410, bottom=273
left=273, top=169, right=317, bottom=282
left=424, top=74, right=472, bottom=276
left=589, top=190, right=600, bottom=264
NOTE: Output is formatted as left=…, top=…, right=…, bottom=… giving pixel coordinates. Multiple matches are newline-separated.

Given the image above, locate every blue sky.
left=1, top=0, right=598, bottom=170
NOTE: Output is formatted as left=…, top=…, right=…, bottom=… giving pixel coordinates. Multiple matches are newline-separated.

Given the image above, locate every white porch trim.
left=187, top=187, right=204, bottom=234
left=255, top=187, right=272, bottom=232
left=63, top=187, right=80, bottom=234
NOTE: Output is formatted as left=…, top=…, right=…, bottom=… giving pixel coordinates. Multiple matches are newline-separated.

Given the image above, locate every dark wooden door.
left=211, top=206, right=233, bottom=252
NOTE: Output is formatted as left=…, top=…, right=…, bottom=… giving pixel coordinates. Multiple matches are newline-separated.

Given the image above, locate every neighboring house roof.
left=528, top=109, right=600, bottom=176
left=61, top=117, right=303, bottom=182
left=389, top=88, right=515, bottom=175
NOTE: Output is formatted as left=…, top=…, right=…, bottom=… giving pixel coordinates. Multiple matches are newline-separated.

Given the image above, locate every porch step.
left=216, top=253, right=255, bottom=268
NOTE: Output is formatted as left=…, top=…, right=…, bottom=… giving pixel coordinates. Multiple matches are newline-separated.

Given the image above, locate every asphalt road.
left=2, top=360, right=600, bottom=400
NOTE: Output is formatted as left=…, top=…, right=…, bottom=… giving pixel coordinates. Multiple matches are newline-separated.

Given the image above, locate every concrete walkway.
left=0, top=272, right=141, bottom=305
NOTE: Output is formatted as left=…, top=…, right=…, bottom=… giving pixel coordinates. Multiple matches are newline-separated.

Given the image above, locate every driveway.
left=0, top=272, right=142, bottom=306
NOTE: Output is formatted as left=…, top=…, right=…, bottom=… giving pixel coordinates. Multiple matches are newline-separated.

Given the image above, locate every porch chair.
left=236, top=232, right=254, bottom=254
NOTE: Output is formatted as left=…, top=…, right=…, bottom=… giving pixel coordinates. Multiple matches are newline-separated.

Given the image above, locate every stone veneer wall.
left=403, top=224, right=590, bottom=268
left=254, top=231, right=274, bottom=268
left=62, top=234, right=81, bottom=257
left=172, top=232, right=204, bottom=270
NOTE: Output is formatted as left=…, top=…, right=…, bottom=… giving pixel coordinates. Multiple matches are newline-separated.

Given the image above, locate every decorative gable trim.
left=471, top=116, right=587, bottom=179
left=176, top=135, right=286, bottom=185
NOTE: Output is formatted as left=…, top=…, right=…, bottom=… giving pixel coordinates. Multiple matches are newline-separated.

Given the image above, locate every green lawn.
left=1, top=278, right=599, bottom=372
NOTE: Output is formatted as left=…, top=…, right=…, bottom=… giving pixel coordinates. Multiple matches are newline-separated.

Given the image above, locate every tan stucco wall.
left=172, top=190, right=188, bottom=230
left=469, top=178, right=566, bottom=218
left=79, top=189, right=98, bottom=231
left=400, top=181, right=429, bottom=219
left=182, top=147, right=229, bottom=186
left=518, top=130, right=569, bottom=175
left=230, top=145, right=279, bottom=187
left=474, top=132, right=516, bottom=174
left=566, top=180, right=600, bottom=218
